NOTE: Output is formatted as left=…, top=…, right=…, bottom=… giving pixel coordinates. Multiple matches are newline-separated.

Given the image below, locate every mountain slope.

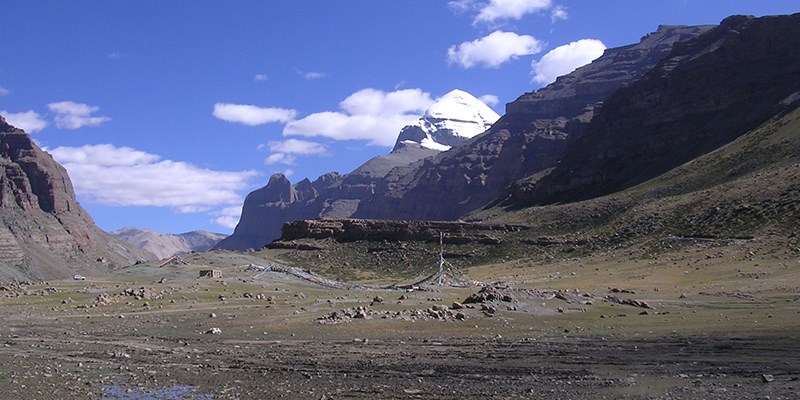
left=506, top=14, right=800, bottom=208
left=215, top=90, right=494, bottom=251
left=111, top=228, right=226, bottom=259
left=0, top=116, right=154, bottom=280
left=354, top=24, right=712, bottom=221
left=477, top=98, right=800, bottom=243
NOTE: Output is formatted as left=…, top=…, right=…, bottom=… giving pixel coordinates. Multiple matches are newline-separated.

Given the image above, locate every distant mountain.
left=215, top=90, right=496, bottom=251
left=0, top=116, right=154, bottom=281
left=354, top=23, right=713, bottom=221
left=393, top=89, right=499, bottom=151
left=271, top=14, right=800, bottom=251
left=111, top=228, right=226, bottom=259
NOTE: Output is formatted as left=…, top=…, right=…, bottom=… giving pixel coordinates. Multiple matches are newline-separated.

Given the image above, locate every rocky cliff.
left=353, top=24, right=712, bottom=221
left=0, top=116, right=153, bottom=280
left=505, top=14, right=800, bottom=207
left=111, top=228, right=226, bottom=259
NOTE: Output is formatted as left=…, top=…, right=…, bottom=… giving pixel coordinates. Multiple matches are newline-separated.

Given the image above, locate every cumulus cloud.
left=475, top=0, right=552, bottom=23
left=47, top=101, right=111, bottom=129
left=264, top=139, right=326, bottom=166
left=268, top=139, right=325, bottom=155
left=1, top=110, right=48, bottom=133
left=265, top=153, right=296, bottom=165
left=448, top=30, right=543, bottom=69
left=284, top=88, right=434, bottom=147
left=479, top=94, right=500, bottom=106
left=531, top=39, right=606, bottom=84
left=48, top=144, right=257, bottom=219
left=213, top=103, right=297, bottom=126
left=254, top=73, right=269, bottom=81
left=449, top=0, right=565, bottom=25
left=212, top=205, right=243, bottom=230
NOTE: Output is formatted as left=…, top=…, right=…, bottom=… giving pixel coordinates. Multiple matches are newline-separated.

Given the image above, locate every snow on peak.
left=393, top=89, right=500, bottom=152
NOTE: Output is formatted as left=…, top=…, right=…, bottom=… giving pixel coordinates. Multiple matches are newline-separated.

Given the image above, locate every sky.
left=1, top=1, right=797, bottom=235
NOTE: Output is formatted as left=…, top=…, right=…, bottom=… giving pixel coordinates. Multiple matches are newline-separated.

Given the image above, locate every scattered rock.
left=606, top=295, right=654, bottom=309
left=463, top=286, right=514, bottom=304
left=205, top=327, right=222, bottom=335
left=122, top=287, right=163, bottom=300
left=95, top=293, right=113, bottom=306
left=762, top=374, right=775, bottom=383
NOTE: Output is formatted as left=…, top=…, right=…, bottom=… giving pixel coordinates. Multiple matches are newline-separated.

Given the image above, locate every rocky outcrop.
left=507, top=14, right=800, bottom=206
left=271, top=218, right=530, bottom=246
left=111, top=228, right=226, bottom=259
left=353, top=24, right=712, bottom=221
left=0, top=116, right=153, bottom=280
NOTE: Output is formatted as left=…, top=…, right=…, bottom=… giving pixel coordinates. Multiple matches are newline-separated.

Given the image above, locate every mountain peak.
left=393, top=89, right=500, bottom=152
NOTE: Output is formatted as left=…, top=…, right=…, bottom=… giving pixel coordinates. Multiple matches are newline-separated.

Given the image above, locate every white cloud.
left=1, top=110, right=48, bottom=133
left=47, top=101, right=111, bottom=129
left=265, top=153, right=296, bottom=165
left=448, top=30, right=543, bottom=69
left=254, top=74, right=269, bottom=81
left=450, top=0, right=565, bottom=25
left=550, top=4, right=568, bottom=22
left=284, top=88, right=433, bottom=147
left=48, top=144, right=159, bottom=166
left=531, top=39, right=606, bottom=84
left=212, top=205, right=243, bottom=230
left=213, top=103, right=297, bottom=126
left=479, top=94, right=500, bottom=106
left=295, top=69, right=326, bottom=80
left=448, top=0, right=477, bottom=13
left=303, top=71, right=326, bottom=79
left=268, top=139, right=325, bottom=155
left=0, top=86, right=9, bottom=96
left=48, top=144, right=257, bottom=214
left=475, top=0, right=552, bottom=24
left=340, top=88, right=433, bottom=116
left=107, top=52, right=126, bottom=60
left=264, top=139, right=326, bottom=166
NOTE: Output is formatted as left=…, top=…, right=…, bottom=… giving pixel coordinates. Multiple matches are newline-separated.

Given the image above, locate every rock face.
left=111, top=228, right=226, bottom=259
left=0, top=116, right=153, bottom=280
left=353, top=24, right=712, bottom=221
left=507, top=14, right=800, bottom=206
left=216, top=90, right=495, bottom=251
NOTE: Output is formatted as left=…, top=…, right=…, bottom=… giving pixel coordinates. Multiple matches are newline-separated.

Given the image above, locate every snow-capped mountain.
left=393, top=89, right=500, bottom=152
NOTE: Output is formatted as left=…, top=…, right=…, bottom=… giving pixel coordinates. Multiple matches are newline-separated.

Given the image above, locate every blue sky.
left=1, top=1, right=797, bottom=234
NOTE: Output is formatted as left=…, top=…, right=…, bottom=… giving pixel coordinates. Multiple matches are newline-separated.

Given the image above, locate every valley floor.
left=0, top=235, right=798, bottom=399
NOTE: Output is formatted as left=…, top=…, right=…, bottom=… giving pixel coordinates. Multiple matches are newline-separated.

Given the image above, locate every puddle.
left=102, top=385, right=213, bottom=399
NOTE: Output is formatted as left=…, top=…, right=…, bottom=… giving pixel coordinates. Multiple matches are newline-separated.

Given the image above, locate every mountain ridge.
left=111, top=228, right=226, bottom=259
left=214, top=89, right=496, bottom=251
left=352, top=23, right=713, bottom=221
left=0, top=116, right=154, bottom=280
